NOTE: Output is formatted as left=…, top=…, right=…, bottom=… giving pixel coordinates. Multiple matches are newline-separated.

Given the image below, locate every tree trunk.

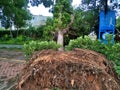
left=16, top=28, right=19, bottom=37
left=56, top=14, right=75, bottom=51
left=57, top=30, right=64, bottom=51
left=10, top=29, right=13, bottom=38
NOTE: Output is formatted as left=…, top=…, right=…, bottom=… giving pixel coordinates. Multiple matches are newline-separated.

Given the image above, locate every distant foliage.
left=0, top=0, right=31, bottom=29
left=0, top=35, right=32, bottom=45
left=25, top=26, right=45, bottom=40
left=66, top=36, right=120, bottom=77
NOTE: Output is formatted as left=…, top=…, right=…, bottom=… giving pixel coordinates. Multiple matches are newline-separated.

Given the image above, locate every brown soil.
left=18, top=48, right=120, bottom=90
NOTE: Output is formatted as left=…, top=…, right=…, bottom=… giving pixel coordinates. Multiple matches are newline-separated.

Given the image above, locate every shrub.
left=66, top=36, right=101, bottom=51
left=66, top=36, right=120, bottom=77
left=23, top=41, right=61, bottom=60
left=1, top=34, right=11, bottom=40
left=0, top=35, right=33, bottom=45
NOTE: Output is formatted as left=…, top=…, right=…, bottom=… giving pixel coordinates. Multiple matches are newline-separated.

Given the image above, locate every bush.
left=66, top=36, right=120, bottom=77
left=66, top=36, right=102, bottom=51
left=24, top=26, right=45, bottom=40
left=23, top=41, right=61, bottom=59
left=0, top=35, right=33, bottom=45
left=1, top=34, right=11, bottom=40
left=0, top=29, right=25, bottom=38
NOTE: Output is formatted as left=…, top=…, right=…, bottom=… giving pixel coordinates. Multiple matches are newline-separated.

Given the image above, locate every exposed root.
left=18, top=49, right=120, bottom=90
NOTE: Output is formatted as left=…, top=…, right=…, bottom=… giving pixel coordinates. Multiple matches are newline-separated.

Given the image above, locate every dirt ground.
left=0, top=49, right=25, bottom=90
left=18, top=48, right=120, bottom=90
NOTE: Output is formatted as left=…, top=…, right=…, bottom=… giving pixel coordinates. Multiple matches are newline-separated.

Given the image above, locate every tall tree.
left=0, top=0, right=31, bottom=29
left=76, top=1, right=99, bottom=35
left=53, top=0, right=74, bottom=50
left=41, top=0, right=74, bottom=51
left=71, top=8, right=98, bottom=37
left=79, top=0, right=120, bottom=36
left=29, top=0, right=53, bottom=7
left=81, top=0, right=120, bottom=11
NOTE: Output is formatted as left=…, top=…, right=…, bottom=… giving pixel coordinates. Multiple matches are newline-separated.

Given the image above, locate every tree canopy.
left=0, top=0, right=31, bottom=29
left=29, top=0, right=54, bottom=7
left=81, top=0, right=120, bottom=11
left=42, top=0, right=74, bottom=50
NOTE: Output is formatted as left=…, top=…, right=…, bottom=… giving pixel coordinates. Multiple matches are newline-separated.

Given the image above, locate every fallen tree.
left=18, top=48, right=120, bottom=90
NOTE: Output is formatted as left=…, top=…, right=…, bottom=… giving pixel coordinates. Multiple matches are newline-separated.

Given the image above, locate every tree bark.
left=10, top=29, right=13, bottom=38
left=57, top=14, right=75, bottom=51
left=56, top=6, right=75, bottom=51
left=57, top=30, right=64, bottom=51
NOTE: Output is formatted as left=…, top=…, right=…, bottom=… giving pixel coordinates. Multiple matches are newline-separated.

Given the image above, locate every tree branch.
left=62, top=13, right=75, bottom=34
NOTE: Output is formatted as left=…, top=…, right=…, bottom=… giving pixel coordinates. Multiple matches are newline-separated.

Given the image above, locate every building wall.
left=28, top=15, right=48, bottom=27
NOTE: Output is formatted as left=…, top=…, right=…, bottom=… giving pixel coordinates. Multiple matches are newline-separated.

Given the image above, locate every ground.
left=0, top=49, right=25, bottom=90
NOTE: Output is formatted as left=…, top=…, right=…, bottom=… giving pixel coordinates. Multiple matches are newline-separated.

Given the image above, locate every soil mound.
left=18, top=48, right=120, bottom=90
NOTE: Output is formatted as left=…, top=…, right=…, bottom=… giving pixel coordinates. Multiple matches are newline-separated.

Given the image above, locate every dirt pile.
left=18, top=48, right=120, bottom=90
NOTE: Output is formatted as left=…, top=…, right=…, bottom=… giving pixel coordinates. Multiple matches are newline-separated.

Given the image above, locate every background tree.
left=29, top=0, right=53, bottom=7
left=43, top=17, right=54, bottom=41
left=71, top=8, right=98, bottom=36
left=81, top=0, right=111, bottom=11
left=29, top=0, right=120, bottom=44
left=0, top=0, right=31, bottom=29
left=40, top=0, right=74, bottom=50
left=79, top=0, right=120, bottom=36
left=116, top=17, right=120, bottom=39
left=53, top=0, right=74, bottom=51
left=116, top=17, right=120, bottom=31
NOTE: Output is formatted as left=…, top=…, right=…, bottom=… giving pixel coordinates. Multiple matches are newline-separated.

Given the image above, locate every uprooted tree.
left=18, top=49, right=120, bottom=90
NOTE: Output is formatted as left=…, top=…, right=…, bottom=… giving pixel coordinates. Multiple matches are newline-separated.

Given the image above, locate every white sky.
left=28, top=0, right=81, bottom=16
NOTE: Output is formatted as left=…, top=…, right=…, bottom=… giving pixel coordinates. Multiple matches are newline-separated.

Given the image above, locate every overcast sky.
left=28, top=0, right=81, bottom=16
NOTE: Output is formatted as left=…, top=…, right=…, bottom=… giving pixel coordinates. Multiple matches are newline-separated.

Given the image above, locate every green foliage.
left=30, top=0, right=53, bottom=7
left=66, top=36, right=120, bottom=77
left=23, top=25, right=47, bottom=40
left=53, top=0, right=73, bottom=30
left=116, top=17, right=120, bottom=29
left=71, top=10, right=90, bottom=36
left=81, top=0, right=120, bottom=11
left=52, top=87, right=61, bottom=90
left=0, top=35, right=32, bottom=45
left=66, top=36, right=98, bottom=50
left=23, top=41, right=61, bottom=59
left=25, top=27, right=38, bottom=39
left=0, top=0, right=31, bottom=28
left=1, top=34, right=11, bottom=41
left=69, top=8, right=99, bottom=39
left=15, top=35, right=31, bottom=42
left=0, top=29, right=26, bottom=38
left=42, top=0, right=74, bottom=49
left=0, top=28, right=5, bottom=31
left=43, top=17, right=55, bottom=41
left=116, top=17, right=120, bottom=36
left=114, top=65, right=120, bottom=77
